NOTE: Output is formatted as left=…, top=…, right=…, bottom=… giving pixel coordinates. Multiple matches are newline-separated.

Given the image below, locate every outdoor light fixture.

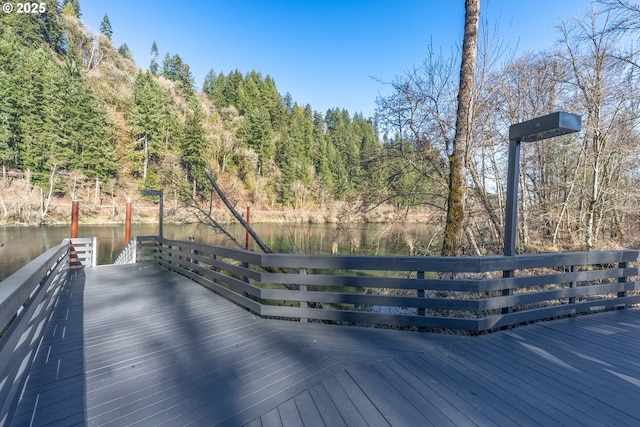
left=503, top=112, right=581, bottom=257
left=509, top=111, right=582, bottom=142
left=142, top=189, right=164, bottom=238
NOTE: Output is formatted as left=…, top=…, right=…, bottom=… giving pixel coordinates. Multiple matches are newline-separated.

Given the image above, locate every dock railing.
left=69, top=236, right=97, bottom=268
left=125, top=236, right=640, bottom=333
left=0, top=236, right=99, bottom=422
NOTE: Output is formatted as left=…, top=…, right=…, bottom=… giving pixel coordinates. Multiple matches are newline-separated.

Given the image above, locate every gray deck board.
left=271, top=399, right=299, bottom=426
left=314, top=376, right=368, bottom=427
left=345, top=364, right=432, bottom=426
left=307, top=383, right=347, bottom=427
left=400, top=353, right=503, bottom=427
left=9, top=263, right=640, bottom=426
left=476, top=329, right=640, bottom=425
left=292, top=391, right=325, bottom=427
left=371, top=360, right=458, bottom=427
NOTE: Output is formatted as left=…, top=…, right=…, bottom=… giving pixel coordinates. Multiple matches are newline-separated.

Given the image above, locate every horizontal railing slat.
left=477, top=281, right=640, bottom=311
left=479, top=294, right=640, bottom=330
left=163, top=261, right=262, bottom=313
left=258, top=304, right=481, bottom=331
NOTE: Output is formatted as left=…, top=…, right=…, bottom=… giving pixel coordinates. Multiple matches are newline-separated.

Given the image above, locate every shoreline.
left=0, top=202, right=438, bottom=228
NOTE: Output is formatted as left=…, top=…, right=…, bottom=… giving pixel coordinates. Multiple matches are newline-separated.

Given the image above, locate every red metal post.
left=125, top=199, right=132, bottom=244
left=245, top=206, right=251, bottom=250
left=70, top=200, right=79, bottom=238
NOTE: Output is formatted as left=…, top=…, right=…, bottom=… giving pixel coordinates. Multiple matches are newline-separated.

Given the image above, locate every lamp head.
left=509, top=112, right=581, bottom=142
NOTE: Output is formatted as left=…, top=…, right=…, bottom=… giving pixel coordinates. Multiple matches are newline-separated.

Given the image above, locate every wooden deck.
left=9, top=263, right=640, bottom=426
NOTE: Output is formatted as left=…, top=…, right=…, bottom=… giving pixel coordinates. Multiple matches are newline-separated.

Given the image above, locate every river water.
left=0, top=222, right=439, bottom=280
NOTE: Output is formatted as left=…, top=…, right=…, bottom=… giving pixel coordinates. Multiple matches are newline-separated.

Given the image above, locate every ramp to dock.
left=10, top=263, right=640, bottom=426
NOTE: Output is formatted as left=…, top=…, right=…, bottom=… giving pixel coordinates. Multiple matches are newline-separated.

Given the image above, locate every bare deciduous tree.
left=559, top=7, right=640, bottom=249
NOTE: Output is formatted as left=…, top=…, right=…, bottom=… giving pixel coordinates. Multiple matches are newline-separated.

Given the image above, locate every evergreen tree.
left=238, top=107, right=274, bottom=167
left=62, top=0, right=81, bottom=17
left=277, top=104, right=315, bottom=204
left=325, top=108, right=352, bottom=196
left=237, top=71, right=262, bottom=115
left=100, top=14, right=113, bottom=41
left=278, top=134, right=296, bottom=204
left=203, top=68, right=226, bottom=106
left=351, top=114, right=380, bottom=186
left=0, top=38, right=116, bottom=181
left=130, top=71, right=173, bottom=183
left=162, top=52, right=195, bottom=98
left=61, top=1, right=77, bottom=18
left=262, top=76, right=286, bottom=133
left=223, top=70, right=244, bottom=107
left=0, top=33, right=21, bottom=172
left=118, top=43, right=133, bottom=60
left=150, top=41, right=159, bottom=75
left=291, top=105, right=314, bottom=184
left=180, top=111, right=208, bottom=193
left=312, top=111, right=332, bottom=188
left=15, top=48, right=59, bottom=174
left=0, top=0, right=63, bottom=52
left=57, top=72, right=116, bottom=179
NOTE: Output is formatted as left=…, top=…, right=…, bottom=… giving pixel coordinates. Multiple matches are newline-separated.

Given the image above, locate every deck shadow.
left=82, top=264, right=346, bottom=426
left=10, top=268, right=87, bottom=426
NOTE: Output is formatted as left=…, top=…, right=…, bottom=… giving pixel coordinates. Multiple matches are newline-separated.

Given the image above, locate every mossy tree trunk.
left=442, top=0, right=479, bottom=256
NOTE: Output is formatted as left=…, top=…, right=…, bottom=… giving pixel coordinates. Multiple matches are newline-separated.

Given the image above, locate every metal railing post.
left=300, top=268, right=308, bottom=323
left=188, top=236, right=197, bottom=268
left=92, top=236, right=97, bottom=267
left=133, top=236, right=138, bottom=263
left=618, top=261, right=628, bottom=301
left=417, top=271, right=425, bottom=317
left=501, top=269, right=513, bottom=315
left=569, top=265, right=576, bottom=305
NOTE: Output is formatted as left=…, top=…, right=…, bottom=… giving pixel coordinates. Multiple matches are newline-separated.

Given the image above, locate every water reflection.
left=0, top=222, right=439, bottom=280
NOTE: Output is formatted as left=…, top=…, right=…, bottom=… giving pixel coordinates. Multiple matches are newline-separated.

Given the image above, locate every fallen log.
left=202, top=169, right=316, bottom=298
left=204, top=169, right=273, bottom=254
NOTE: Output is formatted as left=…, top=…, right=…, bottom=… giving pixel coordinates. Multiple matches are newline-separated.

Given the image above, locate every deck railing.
left=1, top=240, right=64, bottom=421
left=114, top=236, right=137, bottom=264
left=0, top=237, right=96, bottom=422
left=129, top=236, right=640, bottom=333
left=70, top=236, right=97, bottom=268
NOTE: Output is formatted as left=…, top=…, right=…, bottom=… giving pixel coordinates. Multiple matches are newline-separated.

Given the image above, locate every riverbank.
left=0, top=171, right=441, bottom=228
left=2, top=196, right=437, bottom=227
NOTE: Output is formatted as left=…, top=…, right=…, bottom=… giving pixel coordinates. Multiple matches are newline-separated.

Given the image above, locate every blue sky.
left=79, top=0, right=594, bottom=118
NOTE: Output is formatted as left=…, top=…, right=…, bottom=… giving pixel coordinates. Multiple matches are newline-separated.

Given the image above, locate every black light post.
left=503, top=112, right=581, bottom=256
left=142, top=189, right=164, bottom=238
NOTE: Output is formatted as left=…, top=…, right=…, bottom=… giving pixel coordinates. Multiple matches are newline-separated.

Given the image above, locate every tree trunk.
left=442, top=0, right=479, bottom=256
left=41, top=163, right=56, bottom=219
left=0, top=191, right=7, bottom=217
left=94, top=177, right=100, bottom=206
left=143, top=136, right=149, bottom=182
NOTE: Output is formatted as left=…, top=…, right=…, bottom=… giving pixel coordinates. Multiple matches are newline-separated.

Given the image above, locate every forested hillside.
left=0, top=0, right=386, bottom=226
left=2, top=0, right=640, bottom=254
